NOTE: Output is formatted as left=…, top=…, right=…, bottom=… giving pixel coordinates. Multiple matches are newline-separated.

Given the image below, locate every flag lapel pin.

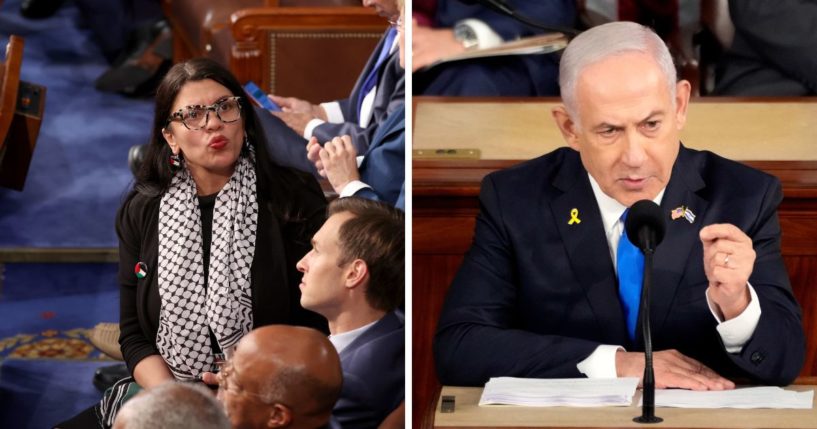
left=134, top=262, right=148, bottom=279
left=683, top=207, right=696, bottom=224
left=671, top=206, right=685, bottom=220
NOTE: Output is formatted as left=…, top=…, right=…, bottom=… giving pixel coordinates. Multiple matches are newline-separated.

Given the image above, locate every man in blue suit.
left=413, top=0, right=575, bottom=96
left=257, top=0, right=405, bottom=174
left=296, top=197, right=404, bottom=428
left=307, top=3, right=406, bottom=209
left=435, top=22, right=805, bottom=390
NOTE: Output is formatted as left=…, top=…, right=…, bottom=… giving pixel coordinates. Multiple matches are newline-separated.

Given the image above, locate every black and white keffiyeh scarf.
left=156, top=150, right=258, bottom=380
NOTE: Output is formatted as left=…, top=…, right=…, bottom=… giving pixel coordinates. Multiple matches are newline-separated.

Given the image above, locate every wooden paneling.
left=162, top=1, right=385, bottom=103
left=414, top=157, right=817, bottom=429
left=787, top=256, right=817, bottom=377
left=413, top=97, right=817, bottom=162
left=413, top=254, right=463, bottom=429
left=230, top=7, right=385, bottom=103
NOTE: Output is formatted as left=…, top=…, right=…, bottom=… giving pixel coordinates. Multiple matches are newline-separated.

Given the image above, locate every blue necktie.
left=357, top=27, right=397, bottom=119
left=617, top=209, right=644, bottom=341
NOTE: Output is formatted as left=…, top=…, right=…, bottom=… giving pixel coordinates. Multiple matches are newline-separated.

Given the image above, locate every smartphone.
left=243, top=81, right=281, bottom=112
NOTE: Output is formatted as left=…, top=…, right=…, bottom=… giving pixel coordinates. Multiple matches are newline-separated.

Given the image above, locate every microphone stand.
left=634, top=246, right=662, bottom=424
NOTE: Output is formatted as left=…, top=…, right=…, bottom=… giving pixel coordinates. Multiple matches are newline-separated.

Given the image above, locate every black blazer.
left=116, top=169, right=327, bottom=374
left=435, top=145, right=805, bottom=386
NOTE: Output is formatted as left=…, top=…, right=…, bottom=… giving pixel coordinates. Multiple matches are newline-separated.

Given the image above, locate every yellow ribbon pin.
left=568, top=208, right=581, bottom=225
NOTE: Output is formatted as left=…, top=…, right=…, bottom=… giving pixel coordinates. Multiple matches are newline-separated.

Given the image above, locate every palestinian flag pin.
left=134, top=262, right=148, bottom=279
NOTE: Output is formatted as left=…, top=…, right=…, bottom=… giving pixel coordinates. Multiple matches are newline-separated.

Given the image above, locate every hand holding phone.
left=244, top=81, right=281, bottom=112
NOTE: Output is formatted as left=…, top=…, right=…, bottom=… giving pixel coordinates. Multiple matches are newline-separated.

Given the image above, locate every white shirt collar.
left=587, top=173, right=666, bottom=236
left=328, top=319, right=379, bottom=354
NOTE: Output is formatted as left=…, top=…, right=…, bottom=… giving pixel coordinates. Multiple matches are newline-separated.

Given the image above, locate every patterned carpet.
left=0, top=279, right=119, bottom=427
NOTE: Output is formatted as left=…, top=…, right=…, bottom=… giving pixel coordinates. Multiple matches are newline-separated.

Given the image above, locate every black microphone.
left=457, top=0, right=580, bottom=36
left=625, top=200, right=666, bottom=253
left=624, top=200, right=666, bottom=424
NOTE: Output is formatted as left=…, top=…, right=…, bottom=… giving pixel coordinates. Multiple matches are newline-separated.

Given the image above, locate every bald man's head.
left=218, top=325, right=342, bottom=429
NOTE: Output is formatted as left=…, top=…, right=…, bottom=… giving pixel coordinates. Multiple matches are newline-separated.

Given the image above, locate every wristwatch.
left=453, top=23, right=480, bottom=50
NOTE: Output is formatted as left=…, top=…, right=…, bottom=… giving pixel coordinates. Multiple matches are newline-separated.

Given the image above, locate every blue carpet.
left=0, top=0, right=152, bottom=248
left=1, top=0, right=147, bottom=425
left=2, top=262, right=119, bottom=301
left=0, top=359, right=113, bottom=429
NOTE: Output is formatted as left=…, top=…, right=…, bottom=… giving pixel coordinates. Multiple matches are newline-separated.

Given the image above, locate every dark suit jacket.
left=415, top=0, right=575, bottom=96
left=353, top=103, right=405, bottom=208
left=258, top=29, right=405, bottom=174
left=434, top=145, right=805, bottom=387
left=332, top=311, right=405, bottom=429
left=714, top=0, right=817, bottom=96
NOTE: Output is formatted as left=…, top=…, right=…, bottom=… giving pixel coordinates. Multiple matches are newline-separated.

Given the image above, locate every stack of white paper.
left=479, top=377, right=639, bottom=407
left=640, top=387, right=814, bottom=409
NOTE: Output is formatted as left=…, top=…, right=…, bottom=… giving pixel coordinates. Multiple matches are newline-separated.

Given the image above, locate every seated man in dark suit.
left=713, top=0, right=817, bottom=96
left=256, top=0, right=405, bottom=174
left=435, top=21, right=805, bottom=390
left=297, top=197, right=404, bottom=428
left=306, top=3, right=406, bottom=209
left=413, top=0, right=576, bottom=96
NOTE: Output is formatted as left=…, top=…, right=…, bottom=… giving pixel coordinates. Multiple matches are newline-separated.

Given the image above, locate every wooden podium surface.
left=413, top=98, right=817, bottom=161
left=434, top=385, right=817, bottom=429
left=413, top=97, right=817, bottom=429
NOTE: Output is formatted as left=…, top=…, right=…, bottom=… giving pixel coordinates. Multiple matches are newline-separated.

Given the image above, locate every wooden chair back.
left=0, top=35, right=47, bottom=191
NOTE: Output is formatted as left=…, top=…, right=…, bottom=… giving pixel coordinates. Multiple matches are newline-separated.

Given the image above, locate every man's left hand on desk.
left=615, top=349, right=735, bottom=391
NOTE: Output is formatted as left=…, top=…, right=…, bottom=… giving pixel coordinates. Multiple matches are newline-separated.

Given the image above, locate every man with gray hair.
left=435, top=21, right=804, bottom=391
left=112, top=382, right=230, bottom=429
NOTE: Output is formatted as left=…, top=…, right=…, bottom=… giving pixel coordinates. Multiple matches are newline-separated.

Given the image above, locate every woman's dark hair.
left=135, top=58, right=321, bottom=222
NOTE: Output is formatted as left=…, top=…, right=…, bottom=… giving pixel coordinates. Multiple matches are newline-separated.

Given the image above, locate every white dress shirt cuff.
left=706, top=283, right=761, bottom=354
left=577, top=344, right=624, bottom=378
left=303, top=119, right=325, bottom=139
left=339, top=180, right=371, bottom=198
left=321, top=101, right=344, bottom=123
left=456, top=18, right=504, bottom=49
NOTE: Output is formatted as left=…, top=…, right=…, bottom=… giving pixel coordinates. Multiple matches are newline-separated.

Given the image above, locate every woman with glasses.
left=56, top=58, right=327, bottom=428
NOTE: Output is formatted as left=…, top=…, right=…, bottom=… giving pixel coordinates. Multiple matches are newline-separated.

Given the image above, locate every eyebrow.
left=592, top=110, right=665, bottom=131
left=179, top=95, right=233, bottom=110
left=639, top=111, right=665, bottom=123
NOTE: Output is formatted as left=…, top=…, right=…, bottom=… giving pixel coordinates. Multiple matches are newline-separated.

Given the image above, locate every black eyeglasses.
left=167, top=96, right=243, bottom=131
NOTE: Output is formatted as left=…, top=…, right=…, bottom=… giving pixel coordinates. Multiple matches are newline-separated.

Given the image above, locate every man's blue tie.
left=617, top=209, right=644, bottom=341
left=356, top=27, right=397, bottom=119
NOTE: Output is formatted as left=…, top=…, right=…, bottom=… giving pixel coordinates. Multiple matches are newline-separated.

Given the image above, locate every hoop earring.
left=169, top=152, right=182, bottom=171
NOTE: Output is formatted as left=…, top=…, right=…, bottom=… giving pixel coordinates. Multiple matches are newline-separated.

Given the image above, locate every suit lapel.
left=339, top=311, right=402, bottom=359
left=550, top=152, right=629, bottom=344
left=360, top=105, right=405, bottom=169
left=648, top=145, right=708, bottom=341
